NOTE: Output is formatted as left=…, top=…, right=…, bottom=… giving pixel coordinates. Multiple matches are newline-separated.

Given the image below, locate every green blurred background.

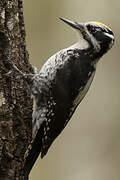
left=23, top=0, right=120, bottom=179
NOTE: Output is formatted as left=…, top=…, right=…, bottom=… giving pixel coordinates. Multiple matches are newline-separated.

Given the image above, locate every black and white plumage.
left=7, top=18, right=114, bottom=174
left=30, top=18, right=114, bottom=158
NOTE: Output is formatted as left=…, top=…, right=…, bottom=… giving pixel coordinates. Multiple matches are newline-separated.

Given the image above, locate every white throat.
left=66, top=38, right=89, bottom=51
left=64, top=30, right=89, bottom=51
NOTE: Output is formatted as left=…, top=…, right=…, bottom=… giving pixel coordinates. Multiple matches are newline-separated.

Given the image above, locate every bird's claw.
left=3, top=59, right=23, bottom=77
left=4, top=70, right=14, bottom=77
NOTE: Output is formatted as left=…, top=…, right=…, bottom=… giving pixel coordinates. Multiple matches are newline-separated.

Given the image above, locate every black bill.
left=59, top=17, right=80, bottom=30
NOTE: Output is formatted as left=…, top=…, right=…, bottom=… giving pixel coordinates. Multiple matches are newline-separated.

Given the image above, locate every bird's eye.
left=95, top=27, right=101, bottom=32
left=87, top=25, right=97, bottom=33
left=91, top=27, right=97, bottom=33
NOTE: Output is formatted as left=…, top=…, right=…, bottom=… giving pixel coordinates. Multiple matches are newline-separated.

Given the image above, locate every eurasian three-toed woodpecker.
left=4, top=18, right=115, bottom=174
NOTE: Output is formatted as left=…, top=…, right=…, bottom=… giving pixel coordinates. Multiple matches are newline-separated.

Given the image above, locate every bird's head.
left=60, top=18, right=114, bottom=56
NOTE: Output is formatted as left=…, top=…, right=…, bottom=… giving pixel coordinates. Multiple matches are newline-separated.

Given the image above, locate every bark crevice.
left=0, top=0, right=33, bottom=179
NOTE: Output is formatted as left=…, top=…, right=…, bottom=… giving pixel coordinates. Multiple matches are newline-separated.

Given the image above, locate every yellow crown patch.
left=92, top=21, right=110, bottom=29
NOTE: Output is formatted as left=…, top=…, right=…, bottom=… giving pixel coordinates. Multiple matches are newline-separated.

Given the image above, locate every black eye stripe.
left=107, top=29, right=114, bottom=35
left=86, top=24, right=114, bottom=36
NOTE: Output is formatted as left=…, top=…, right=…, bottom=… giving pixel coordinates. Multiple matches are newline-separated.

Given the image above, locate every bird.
left=4, top=18, right=115, bottom=175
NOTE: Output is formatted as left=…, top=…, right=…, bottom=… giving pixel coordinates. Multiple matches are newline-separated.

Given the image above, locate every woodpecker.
left=4, top=18, right=114, bottom=174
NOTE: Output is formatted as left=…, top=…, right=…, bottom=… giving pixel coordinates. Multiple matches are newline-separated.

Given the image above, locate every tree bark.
left=0, top=0, right=33, bottom=179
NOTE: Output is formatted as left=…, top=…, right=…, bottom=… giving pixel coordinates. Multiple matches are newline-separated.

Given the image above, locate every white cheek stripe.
left=104, top=32, right=114, bottom=40
left=84, top=25, right=101, bottom=52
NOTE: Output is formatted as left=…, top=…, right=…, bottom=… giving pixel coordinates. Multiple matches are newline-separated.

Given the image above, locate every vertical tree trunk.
left=0, top=0, right=33, bottom=179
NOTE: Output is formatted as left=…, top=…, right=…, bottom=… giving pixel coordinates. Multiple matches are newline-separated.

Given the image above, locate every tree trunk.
left=0, top=0, right=33, bottom=179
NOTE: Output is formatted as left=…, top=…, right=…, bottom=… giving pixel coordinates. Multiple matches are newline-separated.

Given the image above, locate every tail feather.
left=24, top=123, right=44, bottom=176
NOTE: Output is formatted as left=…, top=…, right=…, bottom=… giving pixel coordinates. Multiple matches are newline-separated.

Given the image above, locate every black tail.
left=24, top=124, right=44, bottom=176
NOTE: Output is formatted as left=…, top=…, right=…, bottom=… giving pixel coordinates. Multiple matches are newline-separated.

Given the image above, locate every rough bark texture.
left=0, top=0, right=33, bottom=179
